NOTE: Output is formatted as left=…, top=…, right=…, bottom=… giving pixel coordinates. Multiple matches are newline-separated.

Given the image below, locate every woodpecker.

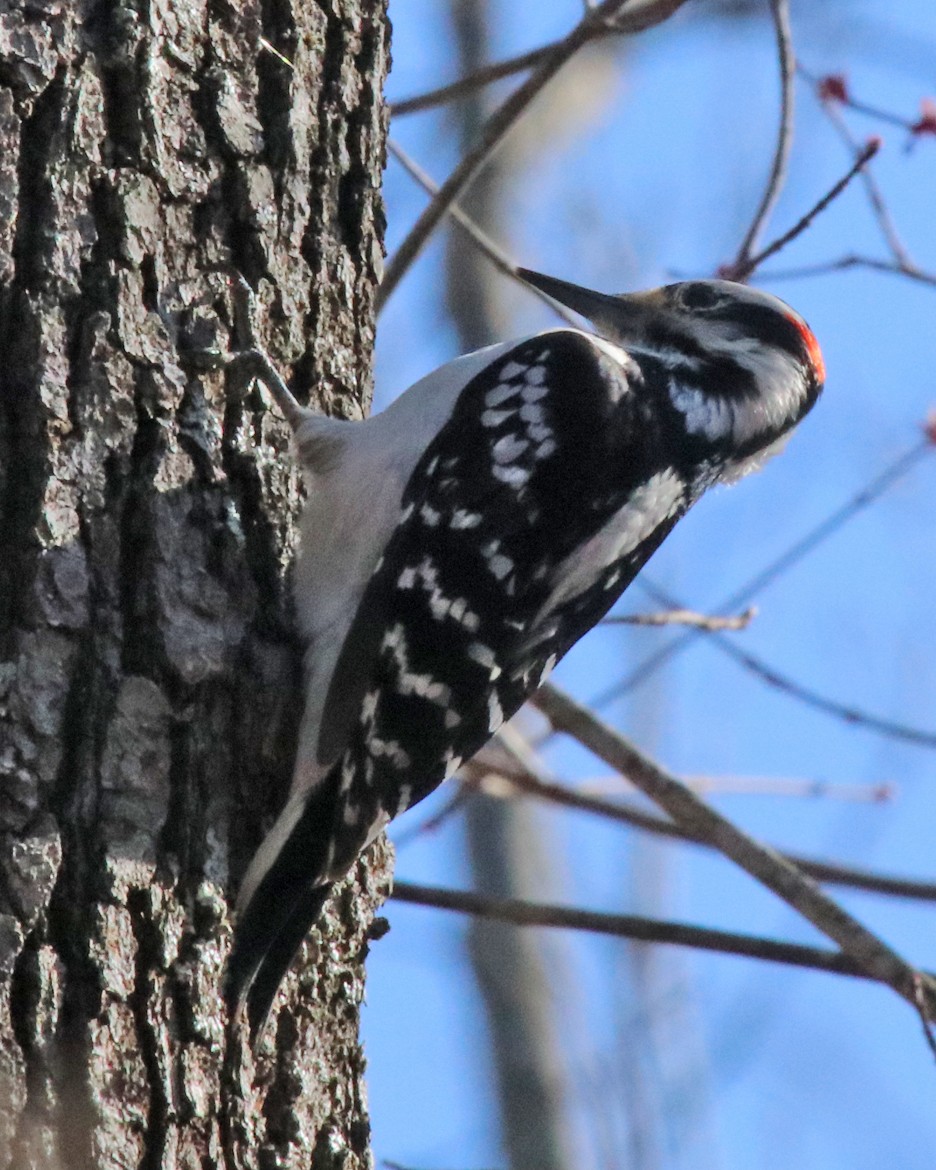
left=227, top=268, right=825, bottom=1036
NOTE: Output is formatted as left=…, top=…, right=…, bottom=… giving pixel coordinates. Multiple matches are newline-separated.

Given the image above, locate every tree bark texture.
left=0, top=2, right=390, bottom=1167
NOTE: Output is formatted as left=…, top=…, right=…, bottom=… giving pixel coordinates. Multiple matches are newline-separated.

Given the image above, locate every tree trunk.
left=0, top=2, right=390, bottom=1167
left=444, top=3, right=576, bottom=1165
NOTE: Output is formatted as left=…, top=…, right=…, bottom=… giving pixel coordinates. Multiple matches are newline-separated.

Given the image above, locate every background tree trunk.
left=0, top=2, right=390, bottom=1167
left=442, top=3, right=576, bottom=1166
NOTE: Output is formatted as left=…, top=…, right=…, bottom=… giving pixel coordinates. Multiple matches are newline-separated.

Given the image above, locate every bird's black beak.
left=517, top=268, right=660, bottom=345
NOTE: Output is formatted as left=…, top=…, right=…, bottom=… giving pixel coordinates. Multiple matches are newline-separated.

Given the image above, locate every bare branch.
left=679, top=774, right=893, bottom=802
left=762, top=254, right=936, bottom=288
left=914, top=974, right=936, bottom=1064
left=797, top=856, right=936, bottom=905
left=798, top=69, right=918, bottom=132
left=800, top=66, right=935, bottom=149
left=696, top=437, right=929, bottom=611
left=809, top=76, right=916, bottom=269
left=727, top=139, right=879, bottom=281
left=390, top=882, right=920, bottom=985
left=732, top=0, right=796, bottom=271
left=600, top=606, right=756, bottom=631
left=387, top=139, right=583, bottom=326
left=573, top=773, right=892, bottom=803
left=390, top=0, right=690, bottom=118
left=633, top=574, right=936, bottom=751
left=530, top=683, right=936, bottom=1018
left=831, top=122, right=912, bottom=268
left=391, top=44, right=553, bottom=116
left=377, top=0, right=690, bottom=313
left=711, top=632, right=936, bottom=751
left=469, top=751, right=936, bottom=904
left=594, top=436, right=933, bottom=707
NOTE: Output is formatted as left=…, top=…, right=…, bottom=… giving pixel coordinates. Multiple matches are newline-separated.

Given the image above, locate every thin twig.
left=531, top=683, right=936, bottom=1017
left=785, top=855, right=936, bottom=902
left=797, top=67, right=918, bottom=132
left=377, top=0, right=689, bottom=313
left=677, top=774, right=892, bottom=802
left=694, top=437, right=929, bottom=611
left=728, top=139, right=879, bottom=280
left=600, top=606, right=756, bottom=631
left=710, top=630, right=936, bottom=751
left=391, top=44, right=553, bottom=116
left=732, top=0, right=796, bottom=271
left=387, top=139, right=583, bottom=326
left=593, top=436, right=933, bottom=708
left=391, top=882, right=921, bottom=985
left=762, top=254, right=936, bottom=288
left=634, top=574, right=936, bottom=751
left=835, top=95, right=916, bottom=130
left=470, top=750, right=936, bottom=904
left=390, top=0, right=688, bottom=116
left=817, top=92, right=915, bottom=269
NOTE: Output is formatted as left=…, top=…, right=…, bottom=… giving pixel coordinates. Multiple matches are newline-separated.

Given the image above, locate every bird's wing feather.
left=231, top=331, right=690, bottom=1029
left=318, top=329, right=686, bottom=839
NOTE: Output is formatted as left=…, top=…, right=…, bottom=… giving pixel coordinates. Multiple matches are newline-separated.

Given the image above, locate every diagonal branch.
left=530, top=683, right=936, bottom=1018
left=391, top=882, right=929, bottom=985
left=636, top=575, right=936, bottom=751
left=471, top=755, right=936, bottom=903
left=707, top=625, right=936, bottom=750
left=387, top=139, right=583, bottom=326
left=391, top=0, right=689, bottom=116
left=729, top=138, right=879, bottom=280
left=593, top=436, right=933, bottom=707
left=377, top=0, right=689, bottom=313
left=797, top=67, right=920, bottom=133
left=804, top=66, right=919, bottom=270
left=391, top=44, right=554, bottom=116
left=829, top=105, right=914, bottom=268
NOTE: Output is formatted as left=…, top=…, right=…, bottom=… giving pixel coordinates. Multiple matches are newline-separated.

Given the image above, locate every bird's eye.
left=678, top=284, right=720, bottom=311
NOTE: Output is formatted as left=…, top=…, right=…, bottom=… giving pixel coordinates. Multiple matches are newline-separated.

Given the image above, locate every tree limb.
left=530, top=684, right=936, bottom=1018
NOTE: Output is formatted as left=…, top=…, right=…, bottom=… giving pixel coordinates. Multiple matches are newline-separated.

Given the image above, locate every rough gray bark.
left=0, top=2, right=390, bottom=1168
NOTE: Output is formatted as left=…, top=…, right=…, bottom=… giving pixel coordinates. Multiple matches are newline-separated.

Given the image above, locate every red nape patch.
left=789, top=315, right=826, bottom=384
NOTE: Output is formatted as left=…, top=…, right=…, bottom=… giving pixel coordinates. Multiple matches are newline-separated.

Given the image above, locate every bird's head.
left=519, top=268, right=824, bottom=476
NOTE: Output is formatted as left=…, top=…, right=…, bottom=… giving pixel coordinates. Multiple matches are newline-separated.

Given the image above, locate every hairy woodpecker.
left=227, top=268, right=825, bottom=1036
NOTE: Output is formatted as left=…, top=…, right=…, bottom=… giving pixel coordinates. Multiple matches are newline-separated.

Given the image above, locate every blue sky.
left=365, top=2, right=936, bottom=1166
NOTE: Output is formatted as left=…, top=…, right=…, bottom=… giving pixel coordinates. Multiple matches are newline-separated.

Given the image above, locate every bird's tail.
left=226, top=762, right=344, bottom=1041
left=228, top=880, right=333, bottom=1039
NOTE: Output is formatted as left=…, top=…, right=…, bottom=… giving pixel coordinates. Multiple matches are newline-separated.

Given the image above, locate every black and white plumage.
left=227, top=269, right=825, bottom=1035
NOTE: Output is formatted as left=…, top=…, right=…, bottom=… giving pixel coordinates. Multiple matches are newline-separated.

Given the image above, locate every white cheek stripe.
left=668, top=345, right=807, bottom=445
left=669, top=382, right=733, bottom=441
left=535, top=469, right=685, bottom=621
